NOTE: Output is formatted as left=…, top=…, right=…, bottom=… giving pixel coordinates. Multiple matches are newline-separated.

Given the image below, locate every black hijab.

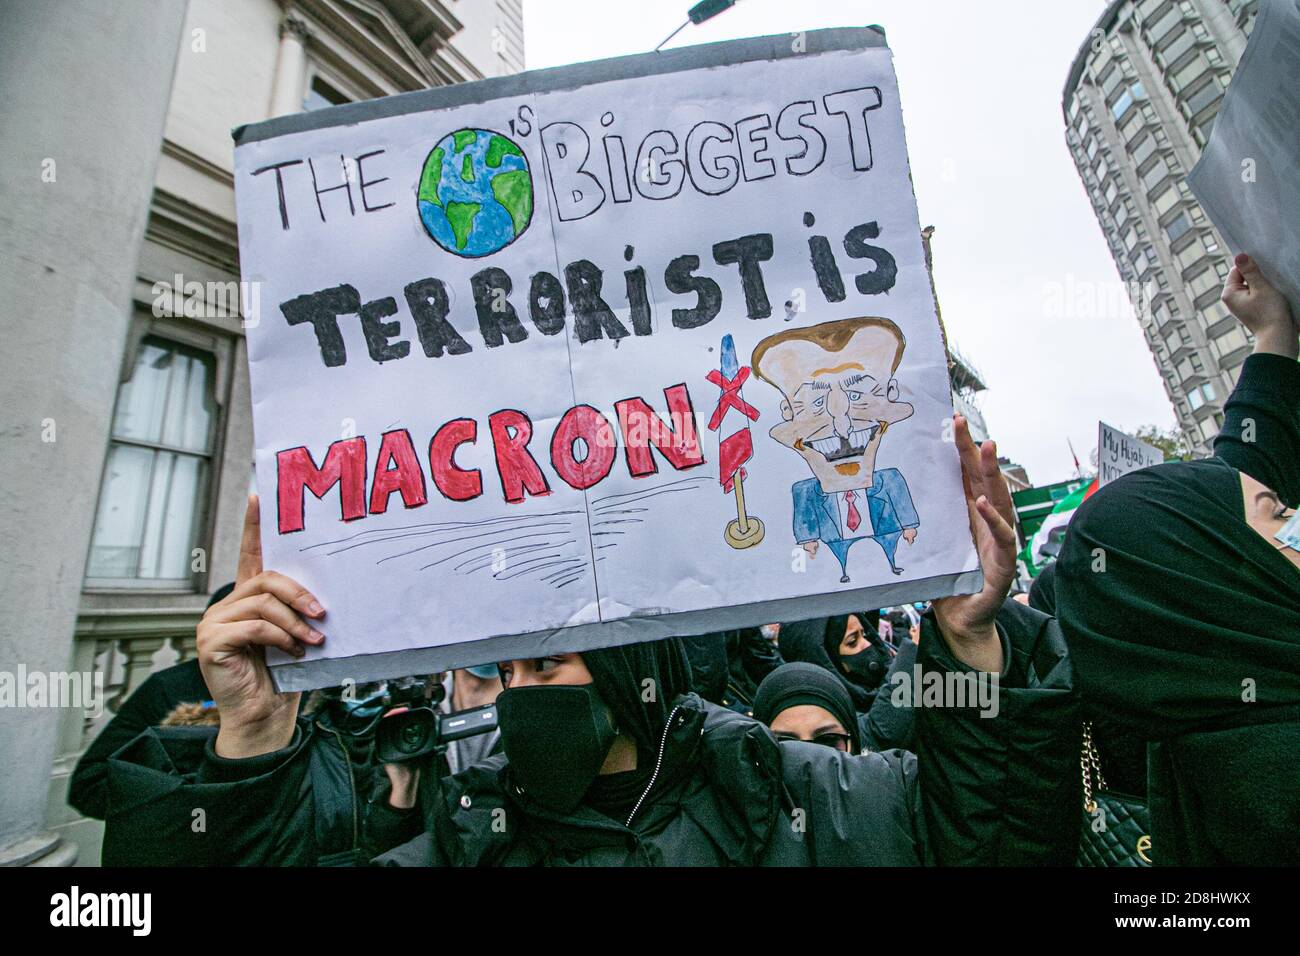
left=752, top=662, right=861, bottom=752
left=578, top=638, right=694, bottom=820
left=584, top=637, right=694, bottom=760
left=824, top=613, right=893, bottom=695
left=1057, top=458, right=1300, bottom=740
left=1027, top=560, right=1057, bottom=616
left=778, top=615, right=877, bottom=710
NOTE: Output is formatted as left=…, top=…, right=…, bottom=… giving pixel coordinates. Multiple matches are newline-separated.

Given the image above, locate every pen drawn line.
left=541, top=560, right=589, bottom=583
left=302, top=510, right=584, bottom=550
left=590, top=475, right=709, bottom=506
left=409, top=529, right=574, bottom=570
left=454, top=539, right=573, bottom=573
left=591, top=483, right=707, bottom=512
left=324, top=514, right=579, bottom=556
left=490, top=553, right=568, bottom=580
left=378, top=522, right=573, bottom=566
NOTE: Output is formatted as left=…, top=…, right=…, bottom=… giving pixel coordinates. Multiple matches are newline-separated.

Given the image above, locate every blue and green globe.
left=417, top=128, right=533, bottom=257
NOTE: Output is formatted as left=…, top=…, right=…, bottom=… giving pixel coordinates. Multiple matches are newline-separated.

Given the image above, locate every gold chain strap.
left=1080, top=721, right=1109, bottom=813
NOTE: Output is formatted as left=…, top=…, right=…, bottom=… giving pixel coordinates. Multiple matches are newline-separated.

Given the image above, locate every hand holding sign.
left=931, top=416, right=1017, bottom=673
left=1221, top=253, right=1299, bottom=360
left=199, top=495, right=325, bottom=757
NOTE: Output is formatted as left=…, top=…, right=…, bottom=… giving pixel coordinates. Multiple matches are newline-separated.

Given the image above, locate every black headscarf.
left=1027, top=560, right=1057, bottom=616
left=778, top=615, right=876, bottom=711
left=1057, top=459, right=1300, bottom=740
left=583, top=637, right=694, bottom=760
left=752, top=662, right=861, bottom=752
left=676, top=631, right=730, bottom=704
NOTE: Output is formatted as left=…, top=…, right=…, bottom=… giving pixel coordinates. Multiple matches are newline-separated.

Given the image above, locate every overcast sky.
left=521, top=0, right=1176, bottom=486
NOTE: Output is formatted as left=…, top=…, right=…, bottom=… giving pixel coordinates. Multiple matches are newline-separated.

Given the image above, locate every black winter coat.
left=101, top=601, right=1078, bottom=866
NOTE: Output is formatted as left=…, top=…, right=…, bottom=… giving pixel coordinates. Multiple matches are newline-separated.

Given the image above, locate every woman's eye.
left=813, top=396, right=825, bottom=410
left=846, top=390, right=862, bottom=402
left=535, top=658, right=560, bottom=674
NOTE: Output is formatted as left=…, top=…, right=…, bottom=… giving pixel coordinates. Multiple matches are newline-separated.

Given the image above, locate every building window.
left=1142, top=157, right=1170, bottom=191
left=1130, top=135, right=1157, bottom=166
left=1184, top=77, right=1222, bottom=116
left=1187, top=266, right=1218, bottom=298
left=1100, top=66, right=1122, bottom=98
left=1200, top=299, right=1231, bottom=328
left=85, top=338, right=217, bottom=587
left=1148, top=6, right=1183, bottom=45
left=1164, top=211, right=1191, bottom=242
left=1211, top=326, right=1247, bottom=360
left=1151, top=183, right=1177, bottom=215
left=303, top=75, right=350, bottom=112
left=1171, top=53, right=1211, bottom=92
left=1160, top=28, right=1196, bottom=67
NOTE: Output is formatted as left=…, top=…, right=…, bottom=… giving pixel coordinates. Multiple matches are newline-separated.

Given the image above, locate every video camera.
left=373, top=675, right=499, bottom=764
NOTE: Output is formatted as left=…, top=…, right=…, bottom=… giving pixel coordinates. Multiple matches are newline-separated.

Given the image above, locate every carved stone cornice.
left=280, top=13, right=310, bottom=43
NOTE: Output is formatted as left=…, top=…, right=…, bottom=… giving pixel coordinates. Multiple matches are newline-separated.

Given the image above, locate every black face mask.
left=495, top=684, right=618, bottom=816
left=840, top=642, right=891, bottom=690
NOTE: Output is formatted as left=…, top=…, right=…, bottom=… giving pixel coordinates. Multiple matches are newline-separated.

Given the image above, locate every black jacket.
left=69, top=659, right=210, bottom=820
left=101, top=601, right=1078, bottom=866
left=99, top=704, right=416, bottom=865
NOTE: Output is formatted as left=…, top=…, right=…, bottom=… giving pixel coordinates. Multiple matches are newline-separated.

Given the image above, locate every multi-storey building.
left=1, top=0, right=523, bottom=867
left=1063, top=0, right=1258, bottom=454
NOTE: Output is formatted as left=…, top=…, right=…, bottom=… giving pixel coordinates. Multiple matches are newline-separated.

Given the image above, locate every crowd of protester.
left=72, top=254, right=1298, bottom=866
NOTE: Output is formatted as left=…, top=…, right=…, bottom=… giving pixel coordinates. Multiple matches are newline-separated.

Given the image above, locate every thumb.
left=1235, top=252, right=1262, bottom=282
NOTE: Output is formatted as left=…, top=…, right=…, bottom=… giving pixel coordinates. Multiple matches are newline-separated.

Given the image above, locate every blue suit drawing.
left=793, top=468, right=919, bottom=582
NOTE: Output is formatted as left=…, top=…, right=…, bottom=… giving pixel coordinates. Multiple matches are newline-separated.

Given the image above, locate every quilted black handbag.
left=1076, top=721, right=1153, bottom=867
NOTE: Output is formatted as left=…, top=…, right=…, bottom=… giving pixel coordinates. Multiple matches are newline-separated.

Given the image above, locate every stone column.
left=0, top=0, right=187, bottom=865
left=268, top=13, right=310, bottom=118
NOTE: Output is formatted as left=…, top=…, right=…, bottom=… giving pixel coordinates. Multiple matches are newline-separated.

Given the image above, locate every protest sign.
left=1188, top=0, right=1300, bottom=317
left=1097, top=422, right=1164, bottom=487
left=232, top=28, right=980, bottom=690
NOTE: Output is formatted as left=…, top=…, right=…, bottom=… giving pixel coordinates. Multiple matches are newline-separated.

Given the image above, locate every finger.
left=952, top=416, right=980, bottom=500
left=235, top=494, right=263, bottom=585
left=1221, top=264, right=1246, bottom=295
left=976, top=494, right=1018, bottom=553
left=207, top=619, right=306, bottom=658
left=979, top=440, right=1016, bottom=528
left=229, top=570, right=326, bottom=620
left=209, top=591, right=325, bottom=645
left=1235, top=252, right=1261, bottom=282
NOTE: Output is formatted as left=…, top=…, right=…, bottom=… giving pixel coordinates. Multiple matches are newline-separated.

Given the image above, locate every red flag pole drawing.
left=708, top=334, right=764, bottom=549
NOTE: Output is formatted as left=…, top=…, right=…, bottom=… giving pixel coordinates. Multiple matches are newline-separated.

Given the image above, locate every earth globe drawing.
left=417, top=128, right=533, bottom=257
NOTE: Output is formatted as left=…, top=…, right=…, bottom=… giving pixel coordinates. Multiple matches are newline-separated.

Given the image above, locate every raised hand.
left=1221, top=253, right=1298, bottom=359
left=930, top=416, right=1017, bottom=672
left=198, top=495, right=326, bottom=757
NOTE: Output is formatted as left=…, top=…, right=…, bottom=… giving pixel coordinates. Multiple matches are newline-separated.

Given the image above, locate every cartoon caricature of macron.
left=752, top=317, right=919, bottom=583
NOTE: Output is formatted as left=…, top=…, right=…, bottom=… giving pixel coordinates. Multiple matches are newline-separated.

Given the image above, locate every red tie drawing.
left=844, top=489, right=862, bottom=534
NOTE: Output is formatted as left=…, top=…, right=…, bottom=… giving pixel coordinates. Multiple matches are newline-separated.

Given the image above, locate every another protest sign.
left=1188, top=0, right=1300, bottom=317
left=1098, top=422, right=1164, bottom=487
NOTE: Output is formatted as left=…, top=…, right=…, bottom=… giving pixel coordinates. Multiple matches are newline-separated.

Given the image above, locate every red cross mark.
left=705, top=367, right=760, bottom=432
